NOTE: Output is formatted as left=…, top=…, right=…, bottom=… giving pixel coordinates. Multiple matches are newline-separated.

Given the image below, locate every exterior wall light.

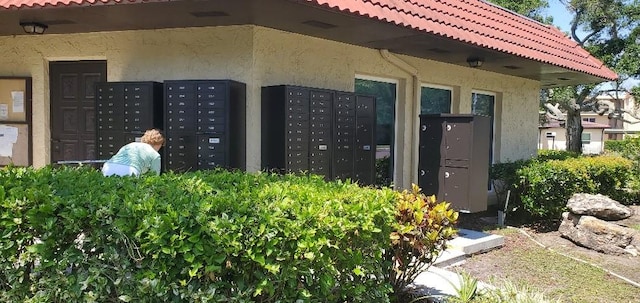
left=20, top=22, right=48, bottom=34
left=466, top=57, right=484, bottom=68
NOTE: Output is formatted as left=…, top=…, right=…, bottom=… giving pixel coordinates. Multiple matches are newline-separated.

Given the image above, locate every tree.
left=545, top=0, right=640, bottom=153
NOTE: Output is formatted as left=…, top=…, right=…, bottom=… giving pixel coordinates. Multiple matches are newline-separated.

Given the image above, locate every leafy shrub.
left=490, top=151, right=581, bottom=209
left=533, top=150, right=581, bottom=162
left=604, top=136, right=640, bottom=199
left=0, top=166, right=398, bottom=302
left=0, top=166, right=458, bottom=302
left=516, top=156, right=632, bottom=218
left=605, top=136, right=640, bottom=160
left=388, top=184, right=458, bottom=302
left=490, top=160, right=529, bottom=209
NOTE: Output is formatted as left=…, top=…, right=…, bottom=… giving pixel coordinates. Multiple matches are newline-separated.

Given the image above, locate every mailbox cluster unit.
left=261, top=85, right=376, bottom=185
left=95, top=81, right=164, bottom=159
left=163, top=80, right=246, bottom=172
left=417, top=114, right=491, bottom=213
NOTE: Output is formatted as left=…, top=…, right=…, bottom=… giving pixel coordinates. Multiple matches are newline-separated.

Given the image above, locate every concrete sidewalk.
left=409, top=228, right=505, bottom=300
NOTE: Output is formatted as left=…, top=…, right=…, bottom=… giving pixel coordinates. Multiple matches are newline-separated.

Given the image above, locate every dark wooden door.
left=50, top=61, right=106, bottom=162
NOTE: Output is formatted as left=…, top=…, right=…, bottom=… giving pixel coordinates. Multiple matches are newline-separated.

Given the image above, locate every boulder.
left=558, top=212, right=637, bottom=256
left=566, top=193, right=633, bottom=221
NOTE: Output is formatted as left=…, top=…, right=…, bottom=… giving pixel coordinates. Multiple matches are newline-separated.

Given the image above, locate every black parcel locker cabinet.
left=164, top=80, right=246, bottom=172
left=95, top=81, right=164, bottom=159
left=261, top=85, right=328, bottom=177
left=261, top=85, right=376, bottom=185
left=417, top=114, right=491, bottom=213
left=353, top=95, right=376, bottom=185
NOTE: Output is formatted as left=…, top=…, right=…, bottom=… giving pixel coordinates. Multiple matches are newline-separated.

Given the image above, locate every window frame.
left=420, top=83, right=453, bottom=115
left=471, top=90, right=496, bottom=164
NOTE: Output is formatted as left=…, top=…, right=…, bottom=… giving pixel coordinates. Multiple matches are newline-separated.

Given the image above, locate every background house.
left=538, top=92, right=640, bottom=155
left=600, top=92, right=640, bottom=139
left=539, top=116, right=610, bottom=154
left=0, top=0, right=617, bottom=205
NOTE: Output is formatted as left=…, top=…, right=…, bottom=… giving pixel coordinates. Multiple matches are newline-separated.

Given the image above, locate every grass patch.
left=458, top=231, right=640, bottom=303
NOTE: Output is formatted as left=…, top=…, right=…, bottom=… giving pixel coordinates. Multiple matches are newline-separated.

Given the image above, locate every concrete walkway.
left=409, top=228, right=504, bottom=300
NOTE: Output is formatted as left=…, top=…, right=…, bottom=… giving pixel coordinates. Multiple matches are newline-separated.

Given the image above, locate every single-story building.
left=539, top=116, right=611, bottom=154
left=0, top=0, right=617, bottom=195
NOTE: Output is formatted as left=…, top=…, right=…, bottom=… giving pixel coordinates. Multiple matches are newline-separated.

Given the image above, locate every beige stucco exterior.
left=0, top=25, right=541, bottom=189
left=539, top=112, right=609, bottom=154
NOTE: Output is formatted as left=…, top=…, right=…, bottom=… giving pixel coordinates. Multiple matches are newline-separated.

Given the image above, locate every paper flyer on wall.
left=11, top=91, right=24, bottom=113
left=0, top=124, right=18, bottom=157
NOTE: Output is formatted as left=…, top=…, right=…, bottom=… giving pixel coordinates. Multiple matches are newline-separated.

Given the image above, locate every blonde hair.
left=140, top=129, right=165, bottom=146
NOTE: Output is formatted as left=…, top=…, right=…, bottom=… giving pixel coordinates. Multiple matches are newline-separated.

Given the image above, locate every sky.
left=547, top=0, right=572, bottom=32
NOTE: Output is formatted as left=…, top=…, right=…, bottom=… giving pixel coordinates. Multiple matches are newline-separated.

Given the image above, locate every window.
left=581, top=133, right=591, bottom=144
left=355, top=76, right=397, bottom=186
left=421, top=85, right=452, bottom=114
left=582, top=118, right=596, bottom=123
left=472, top=91, right=495, bottom=189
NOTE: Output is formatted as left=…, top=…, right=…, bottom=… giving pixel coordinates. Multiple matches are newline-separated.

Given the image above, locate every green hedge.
left=0, top=166, right=399, bottom=302
left=605, top=136, right=640, bottom=160
left=516, top=156, right=632, bottom=218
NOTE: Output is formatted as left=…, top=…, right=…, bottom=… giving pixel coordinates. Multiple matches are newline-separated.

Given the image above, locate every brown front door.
left=50, top=61, right=107, bottom=163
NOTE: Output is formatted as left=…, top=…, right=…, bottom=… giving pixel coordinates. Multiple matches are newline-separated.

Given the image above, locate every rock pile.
left=558, top=193, right=639, bottom=256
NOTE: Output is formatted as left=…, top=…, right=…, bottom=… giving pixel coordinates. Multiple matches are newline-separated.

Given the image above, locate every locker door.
left=354, top=95, right=376, bottom=185
left=418, top=165, right=441, bottom=198
left=419, top=117, right=444, bottom=162
left=96, top=83, right=125, bottom=132
left=443, top=119, right=472, bottom=160
left=418, top=116, right=444, bottom=197
left=166, top=133, right=197, bottom=172
left=285, top=87, right=311, bottom=173
left=442, top=166, right=470, bottom=211
left=97, top=131, right=124, bottom=159
left=197, top=135, right=227, bottom=169
left=124, top=83, right=154, bottom=132
left=310, top=90, right=332, bottom=179
left=165, top=82, right=197, bottom=132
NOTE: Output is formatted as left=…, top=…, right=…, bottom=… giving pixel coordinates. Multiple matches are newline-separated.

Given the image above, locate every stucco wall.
left=253, top=27, right=540, bottom=187
left=0, top=26, right=255, bottom=168
left=0, top=25, right=541, bottom=189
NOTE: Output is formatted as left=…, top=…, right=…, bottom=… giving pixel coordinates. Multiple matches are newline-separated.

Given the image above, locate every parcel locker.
left=95, top=81, right=164, bottom=161
left=261, top=85, right=316, bottom=175
left=164, top=80, right=246, bottom=172
left=333, top=92, right=376, bottom=184
left=417, top=114, right=491, bottom=213
left=261, top=85, right=376, bottom=185
left=353, top=95, right=376, bottom=185
left=333, top=93, right=356, bottom=181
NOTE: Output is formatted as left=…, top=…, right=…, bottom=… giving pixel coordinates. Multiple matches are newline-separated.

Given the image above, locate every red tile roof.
left=0, top=0, right=618, bottom=81
left=0, top=0, right=116, bottom=8
left=308, top=0, right=617, bottom=81
left=541, top=121, right=611, bottom=129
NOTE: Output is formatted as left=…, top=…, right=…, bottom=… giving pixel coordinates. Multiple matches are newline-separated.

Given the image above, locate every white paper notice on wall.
left=0, top=104, right=7, bottom=120
left=11, top=91, right=24, bottom=113
left=0, top=124, right=19, bottom=157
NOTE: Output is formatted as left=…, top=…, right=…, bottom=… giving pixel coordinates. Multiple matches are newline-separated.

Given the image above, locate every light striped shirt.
left=106, top=142, right=161, bottom=175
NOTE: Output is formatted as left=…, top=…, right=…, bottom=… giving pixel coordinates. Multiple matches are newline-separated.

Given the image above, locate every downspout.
left=379, top=49, right=420, bottom=188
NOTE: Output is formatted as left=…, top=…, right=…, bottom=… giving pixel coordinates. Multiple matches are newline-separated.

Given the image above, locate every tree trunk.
left=565, top=104, right=583, bottom=154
